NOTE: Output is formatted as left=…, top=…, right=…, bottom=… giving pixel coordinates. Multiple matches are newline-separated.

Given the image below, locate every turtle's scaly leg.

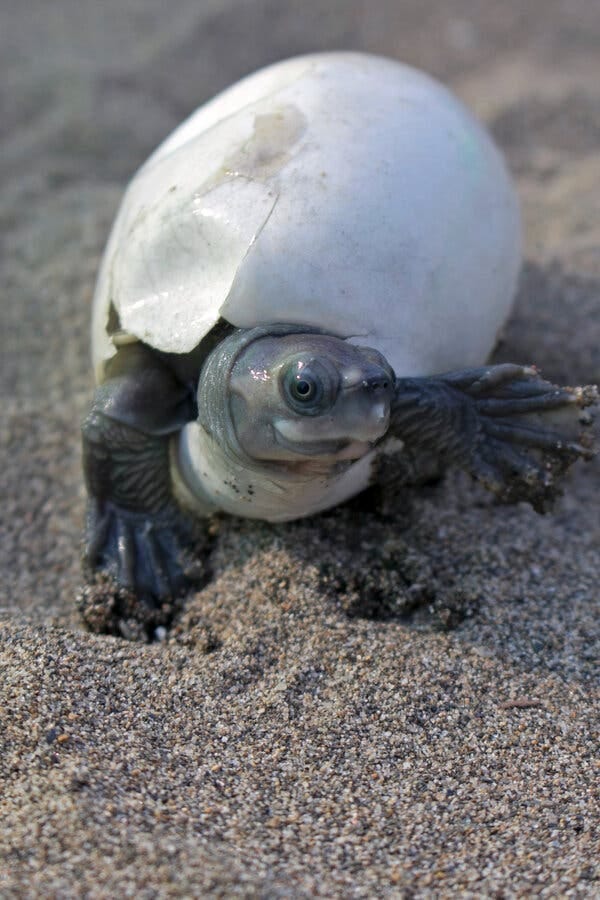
left=81, top=345, right=204, bottom=611
left=388, top=364, right=597, bottom=512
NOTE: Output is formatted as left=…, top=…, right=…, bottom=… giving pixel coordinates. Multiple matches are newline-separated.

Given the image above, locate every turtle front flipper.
left=388, top=364, right=597, bottom=512
left=80, top=345, right=205, bottom=631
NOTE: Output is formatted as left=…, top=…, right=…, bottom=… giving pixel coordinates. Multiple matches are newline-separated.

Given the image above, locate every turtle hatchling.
left=83, top=52, right=596, bottom=607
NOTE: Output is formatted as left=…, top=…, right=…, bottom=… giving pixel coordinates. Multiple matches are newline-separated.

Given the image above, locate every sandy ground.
left=1, top=0, right=599, bottom=895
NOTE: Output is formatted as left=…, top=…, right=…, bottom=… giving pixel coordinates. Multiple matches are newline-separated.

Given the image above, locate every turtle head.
left=198, top=328, right=394, bottom=468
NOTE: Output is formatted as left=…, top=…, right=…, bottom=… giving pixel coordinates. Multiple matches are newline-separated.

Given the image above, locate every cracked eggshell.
left=92, top=52, right=521, bottom=380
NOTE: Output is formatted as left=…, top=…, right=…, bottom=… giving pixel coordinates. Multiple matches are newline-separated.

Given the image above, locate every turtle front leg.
left=388, top=364, right=597, bottom=512
left=80, top=346, right=205, bottom=626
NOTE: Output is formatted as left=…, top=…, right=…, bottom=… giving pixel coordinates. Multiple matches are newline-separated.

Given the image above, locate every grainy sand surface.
left=1, top=1, right=599, bottom=896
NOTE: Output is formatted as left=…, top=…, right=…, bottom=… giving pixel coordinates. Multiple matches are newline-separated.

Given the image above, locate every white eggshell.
left=92, top=52, right=521, bottom=379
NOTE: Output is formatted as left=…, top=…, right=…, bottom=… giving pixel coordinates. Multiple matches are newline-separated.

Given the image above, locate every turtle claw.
left=466, top=374, right=597, bottom=511
left=83, top=500, right=205, bottom=608
left=390, top=365, right=597, bottom=512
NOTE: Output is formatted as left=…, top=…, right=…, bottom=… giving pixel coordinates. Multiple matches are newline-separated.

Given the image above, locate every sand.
left=1, top=0, right=599, bottom=895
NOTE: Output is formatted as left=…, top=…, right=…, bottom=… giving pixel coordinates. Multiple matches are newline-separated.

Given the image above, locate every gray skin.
left=82, top=324, right=596, bottom=608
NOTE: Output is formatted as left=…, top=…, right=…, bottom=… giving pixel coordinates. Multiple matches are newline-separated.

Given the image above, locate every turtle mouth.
left=273, top=426, right=369, bottom=460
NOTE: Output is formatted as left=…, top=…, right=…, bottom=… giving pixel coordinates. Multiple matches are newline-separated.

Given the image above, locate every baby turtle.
left=83, top=52, right=596, bottom=607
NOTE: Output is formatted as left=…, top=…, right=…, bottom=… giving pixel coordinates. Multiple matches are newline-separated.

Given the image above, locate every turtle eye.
left=291, top=372, right=320, bottom=402
left=281, top=358, right=338, bottom=415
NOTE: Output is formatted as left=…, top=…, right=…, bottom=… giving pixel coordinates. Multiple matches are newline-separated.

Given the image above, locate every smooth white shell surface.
left=92, top=52, right=521, bottom=379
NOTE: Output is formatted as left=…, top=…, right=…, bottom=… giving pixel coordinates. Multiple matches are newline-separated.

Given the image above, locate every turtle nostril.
left=363, top=375, right=391, bottom=392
